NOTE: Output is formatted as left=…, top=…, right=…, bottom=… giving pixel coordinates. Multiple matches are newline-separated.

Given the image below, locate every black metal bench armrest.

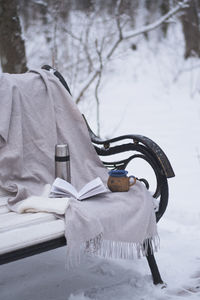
left=42, top=65, right=72, bottom=95
left=82, top=115, right=175, bottom=179
left=82, top=115, right=175, bottom=222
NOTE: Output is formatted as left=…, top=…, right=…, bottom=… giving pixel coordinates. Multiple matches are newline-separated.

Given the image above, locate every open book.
left=50, top=177, right=108, bottom=200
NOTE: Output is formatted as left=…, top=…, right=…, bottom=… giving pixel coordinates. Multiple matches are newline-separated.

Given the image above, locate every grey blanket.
left=0, top=69, right=158, bottom=260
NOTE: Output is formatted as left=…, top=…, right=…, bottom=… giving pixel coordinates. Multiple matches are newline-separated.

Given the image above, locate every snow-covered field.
left=1, top=20, right=200, bottom=300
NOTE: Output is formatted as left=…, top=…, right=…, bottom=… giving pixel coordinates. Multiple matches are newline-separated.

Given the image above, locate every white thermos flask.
left=55, top=144, right=71, bottom=183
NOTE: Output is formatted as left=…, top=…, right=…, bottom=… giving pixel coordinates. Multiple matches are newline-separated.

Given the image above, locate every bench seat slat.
left=0, top=219, right=65, bottom=255
left=0, top=212, right=57, bottom=233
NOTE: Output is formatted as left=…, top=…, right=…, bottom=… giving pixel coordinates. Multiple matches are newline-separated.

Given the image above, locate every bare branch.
left=94, top=38, right=104, bottom=136
left=106, top=39, right=122, bottom=60
left=107, top=0, right=124, bottom=59
left=75, top=28, right=106, bottom=104
left=75, top=0, right=189, bottom=104
left=95, top=72, right=101, bottom=137
left=106, top=0, right=189, bottom=60
left=124, top=0, right=190, bottom=40
left=63, top=27, right=82, bottom=42
left=51, top=0, right=59, bottom=68
left=75, top=71, right=99, bottom=104
left=115, top=0, right=123, bottom=40
left=84, top=22, right=94, bottom=72
left=63, top=19, right=94, bottom=72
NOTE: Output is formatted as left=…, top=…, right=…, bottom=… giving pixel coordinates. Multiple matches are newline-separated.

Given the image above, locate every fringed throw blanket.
left=0, top=69, right=159, bottom=262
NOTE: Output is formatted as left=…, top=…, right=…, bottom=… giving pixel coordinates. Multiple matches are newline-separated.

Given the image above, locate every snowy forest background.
left=1, top=0, right=200, bottom=299
left=0, top=0, right=200, bottom=135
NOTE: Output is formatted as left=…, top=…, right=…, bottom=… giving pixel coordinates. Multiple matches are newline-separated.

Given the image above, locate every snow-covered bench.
left=0, top=66, right=175, bottom=285
left=0, top=195, right=65, bottom=263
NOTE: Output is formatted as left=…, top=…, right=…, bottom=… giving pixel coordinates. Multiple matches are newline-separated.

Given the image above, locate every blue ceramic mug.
left=107, top=170, right=136, bottom=192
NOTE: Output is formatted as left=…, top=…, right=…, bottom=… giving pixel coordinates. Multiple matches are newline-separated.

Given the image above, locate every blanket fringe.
left=66, top=233, right=160, bottom=269
left=87, top=234, right=160, bottom=260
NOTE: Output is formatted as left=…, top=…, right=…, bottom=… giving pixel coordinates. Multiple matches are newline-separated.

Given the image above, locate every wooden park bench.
left=0, top=66, right=175, bottom=285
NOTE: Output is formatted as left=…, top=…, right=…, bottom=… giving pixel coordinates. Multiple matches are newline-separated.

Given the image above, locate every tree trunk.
left=0, top=0, right=27, bottom=73
left=160, top=0, right=169, bottom=37
left=181, top=0, right=200, bottom=59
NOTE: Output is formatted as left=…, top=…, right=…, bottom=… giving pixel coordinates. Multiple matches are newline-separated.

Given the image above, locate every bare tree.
left=160, top=0, right=170, bottom=36
left=12, top=0, right=189, bottom=135
left=0, top=0, right=27, bottom=73
left=181, top=0, right=200, bottom=58
left=62, top=0, right=189, bottom=136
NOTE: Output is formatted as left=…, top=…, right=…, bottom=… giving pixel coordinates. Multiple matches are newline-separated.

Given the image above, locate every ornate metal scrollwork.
left=82, top=115, right=174, bottom=222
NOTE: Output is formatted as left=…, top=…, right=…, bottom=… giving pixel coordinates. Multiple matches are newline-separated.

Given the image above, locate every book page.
left=51, top=177, right=78, bottom=198
left=79, top=185, right=107, bottom=200
left=78, top=177, right=107, bottom=200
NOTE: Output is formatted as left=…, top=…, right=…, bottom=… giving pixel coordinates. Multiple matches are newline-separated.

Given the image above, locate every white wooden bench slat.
left=0, top=196, right=65, bottom=255
left=0, top=219, right=65, bottom=255
left=0, top=212, right=57, bottom=233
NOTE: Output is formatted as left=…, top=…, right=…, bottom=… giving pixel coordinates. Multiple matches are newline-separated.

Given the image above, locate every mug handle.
left=129, top=176, right=136, bottom=186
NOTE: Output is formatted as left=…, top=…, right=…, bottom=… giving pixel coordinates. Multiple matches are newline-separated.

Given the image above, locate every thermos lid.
left=55, top=144, right=69, bottom=157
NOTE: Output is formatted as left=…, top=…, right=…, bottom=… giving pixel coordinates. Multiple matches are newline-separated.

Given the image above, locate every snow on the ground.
left=1, top=22, right=200, bottom=300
